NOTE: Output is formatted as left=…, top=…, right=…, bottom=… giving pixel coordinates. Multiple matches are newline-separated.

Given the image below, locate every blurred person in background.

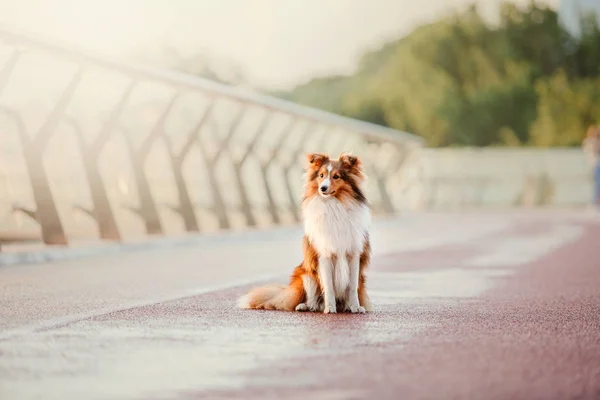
left=583, top=124, right=600, bottom=209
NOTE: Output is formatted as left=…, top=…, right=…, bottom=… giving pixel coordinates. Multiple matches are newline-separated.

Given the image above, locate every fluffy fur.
left=237, top=152, right=373, bottom=314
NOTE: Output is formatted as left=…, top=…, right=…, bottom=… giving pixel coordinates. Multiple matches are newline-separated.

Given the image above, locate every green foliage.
left=530, top=70, right=600, bottom=147
left=274, top=1, right=600, bottom=147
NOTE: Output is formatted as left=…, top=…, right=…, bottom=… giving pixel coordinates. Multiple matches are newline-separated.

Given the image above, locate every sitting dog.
left=237, top=152, right=372, bottom=314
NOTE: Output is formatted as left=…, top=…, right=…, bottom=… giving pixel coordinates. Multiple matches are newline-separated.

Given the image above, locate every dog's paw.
left=323, top=304, right=337, bottom=314
left=295, top=303, right=308, bottom=312
left=349, top=304, right=366, bottom=314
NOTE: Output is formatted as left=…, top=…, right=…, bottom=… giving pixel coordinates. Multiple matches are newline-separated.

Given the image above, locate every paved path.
left=1, top=210, right=599, bottom=400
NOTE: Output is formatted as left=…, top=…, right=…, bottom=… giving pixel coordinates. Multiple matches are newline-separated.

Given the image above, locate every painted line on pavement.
left=0, top=272, right=283, bottom=341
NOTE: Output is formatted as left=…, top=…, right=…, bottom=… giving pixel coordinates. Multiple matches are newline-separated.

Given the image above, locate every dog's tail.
left=237, top=266, right=305, bottom=311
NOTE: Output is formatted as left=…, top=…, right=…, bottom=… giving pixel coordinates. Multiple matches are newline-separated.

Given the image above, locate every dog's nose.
left=320, top=186, right=328, bottom=193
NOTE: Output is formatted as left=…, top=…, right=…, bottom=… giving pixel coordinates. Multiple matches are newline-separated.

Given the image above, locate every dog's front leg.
left=296, top=274, right=323, bottom=312
left=318, top=255, right=336, bottom=314
left=347, top=254, right=366, bottom=313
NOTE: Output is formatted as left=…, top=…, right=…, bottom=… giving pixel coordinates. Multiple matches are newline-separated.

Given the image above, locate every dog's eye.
left=319, top=173, right=324, bottom=178
left=333, top=175, right=340, bottom=180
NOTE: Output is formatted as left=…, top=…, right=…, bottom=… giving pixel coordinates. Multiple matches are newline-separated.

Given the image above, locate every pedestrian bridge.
left=1, top=26, right=600, bottom=400
left=0, top=25, right=422, bottom=260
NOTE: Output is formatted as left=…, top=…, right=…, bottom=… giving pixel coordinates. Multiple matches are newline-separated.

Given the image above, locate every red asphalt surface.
left=1, top=210, right=599, bottom=400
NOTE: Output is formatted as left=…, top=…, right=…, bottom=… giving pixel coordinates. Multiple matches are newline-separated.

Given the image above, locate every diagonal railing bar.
left=57, top=80, right=137, bottom=241
left=2, top=68, right=84, bottom=242
left=0, top=105, right=28, bottom=146
left=119, top=125, right=163, bottom=236
left=0, top=105, right=68, bottom=245
left=0, top=26, right=424, bottom=248
left=161, top=102, right=216, bottom=232
left=195, top=132, right=230, bottom=230
left=161, top=154, right=199, bottom=232
left=236, top=112, right=272, bottom=167
left=172, top=101, right=215, bottom=166
left=0, top=50, right=21, bottom=93
left=283, top=121, right=320, bottom=221
left=267, top=117, right=299, bottom=162
left=58, top=81, right=136, bottom=240
left=137, top=92, right=180, bottom=161
left=196, top=111, right=250, bottom=230
left=205, top=104, right=247, bottom=167
left=0, top=106, right=37, bottom=220
left=193, top=105, right=248, bottom=230
left=259, top=116, right=298, bottom=224
left=120, top=93, right=182, bottom=236
left=231, top=112, right=272, bottom=226
left=33, top=67, right=84, bottom=152
left=90, top=80, right=137, bottom=157
left=65, top=118, right=121, bottom=241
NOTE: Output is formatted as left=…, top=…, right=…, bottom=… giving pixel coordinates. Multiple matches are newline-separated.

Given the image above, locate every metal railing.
left=0, top=25, right=424, bottom=248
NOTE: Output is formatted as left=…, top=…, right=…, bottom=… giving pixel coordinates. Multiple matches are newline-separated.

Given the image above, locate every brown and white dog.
left=237, top=152, right=372, bottom=314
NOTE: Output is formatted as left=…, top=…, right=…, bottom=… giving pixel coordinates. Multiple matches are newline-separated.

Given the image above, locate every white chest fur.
left=302, top=197, right=371, bottom=257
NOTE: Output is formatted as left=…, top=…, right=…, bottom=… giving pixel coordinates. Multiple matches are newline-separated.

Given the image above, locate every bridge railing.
left=0, top=26, right=424, bottom=248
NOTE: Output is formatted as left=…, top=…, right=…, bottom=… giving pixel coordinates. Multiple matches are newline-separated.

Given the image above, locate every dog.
left=237, top=152, right=372, bottom=314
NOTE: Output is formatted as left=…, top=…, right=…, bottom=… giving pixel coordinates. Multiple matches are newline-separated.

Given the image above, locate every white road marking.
left=369, top=223, right=584, bottom=304
left=0, top=273, right=281, bottom=341
left=465, top=223, right=583, bottom=267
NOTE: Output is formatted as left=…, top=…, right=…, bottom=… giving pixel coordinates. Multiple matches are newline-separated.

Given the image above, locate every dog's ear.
left=306, top=153, right=329, bottom=168
left=339, top=153, right=365, bottom=181
left=339, top=153, right=359, bottom=169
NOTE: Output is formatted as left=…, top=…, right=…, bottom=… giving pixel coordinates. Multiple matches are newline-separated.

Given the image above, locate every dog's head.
left=304, top=152, right=366, bottom=203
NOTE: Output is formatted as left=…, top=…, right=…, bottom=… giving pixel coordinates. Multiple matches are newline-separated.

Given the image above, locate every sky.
left=0, top=0, right=561, bottom=89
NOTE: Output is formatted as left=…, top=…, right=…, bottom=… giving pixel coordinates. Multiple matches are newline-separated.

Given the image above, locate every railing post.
left=163, top=102, right=215, bottom=232
left=1, top=62, right=83, bottom=246
left=259, top=116, right=298, bottom=224
left=282, top=121, right=318, bottom=222
left=232, top=112, right=272, bottom=227
left=200, top=105, right=247, bottom=230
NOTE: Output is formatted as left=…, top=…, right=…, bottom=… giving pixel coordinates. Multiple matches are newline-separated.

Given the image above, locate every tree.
left=529, top=70, right=600, bottom=146
left=274, top=1, right=600, bottom=148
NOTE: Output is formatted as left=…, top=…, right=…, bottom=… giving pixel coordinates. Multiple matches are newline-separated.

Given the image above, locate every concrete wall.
left=410, top=147, right=593, bottom=209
